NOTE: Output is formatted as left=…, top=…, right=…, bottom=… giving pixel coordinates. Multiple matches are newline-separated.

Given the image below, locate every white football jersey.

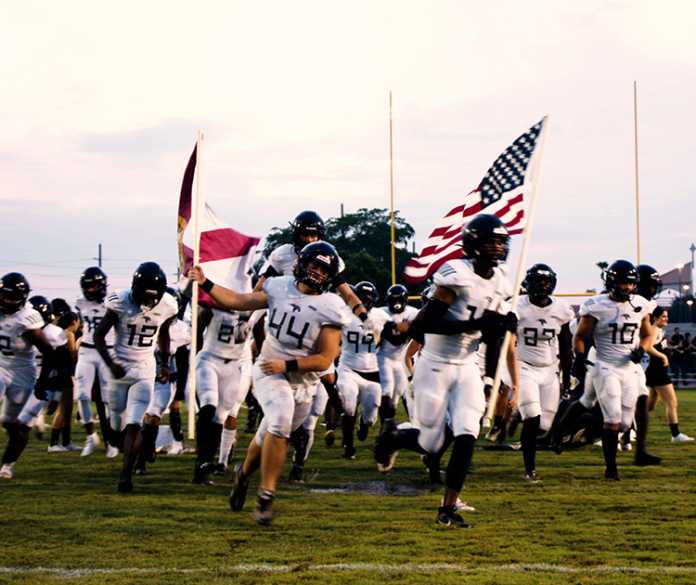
left=579, top=293, right=651, bottom=366
left=377, top=304, right=419, bottom=360
left=340, top=307, right=391, bottom=372
left=260, top=242, right=346, bottom=277
left=516, top=296, right=575, bottom=367
left=423, top=259, right=512, bottom=365
left=202, top=308, right=253, bottom=360
left=75, top=297, right=114, bottom=346
left=0, top=306, right=44, bottom=370
left=106, top=290, right=178, bottom=365
left=261, top=276, right=351, bottom=385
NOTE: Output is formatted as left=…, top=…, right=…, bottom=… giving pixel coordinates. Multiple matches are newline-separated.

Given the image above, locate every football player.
left=514, top=264, right=574, bottom=482
left=337, top=282, right=392, bottom=459
left=191, top=304, right=253, bottom=484
left=3, top=296, right=78, bottom=476
left=136, top=291, right=191, bottom=475
left=74, top=266, right=118, bottom=457
left=94, top=262, right=178, bottom=493
left=189, top=241, right=351, bottom=525
left=377, top=284, right=419, bottom=427
left=0, top=274, right=56, bottom=479
left=573, top=260, right=653, bottom=480
left=374, top=214, right=518, bottom=527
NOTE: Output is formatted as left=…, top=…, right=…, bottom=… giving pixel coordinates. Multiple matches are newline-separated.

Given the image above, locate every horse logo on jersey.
left=290, top=303, right=301, bottom=313
left=538, top=318, right=547, bottom=325
left=621, top=313, right=631, bottom=320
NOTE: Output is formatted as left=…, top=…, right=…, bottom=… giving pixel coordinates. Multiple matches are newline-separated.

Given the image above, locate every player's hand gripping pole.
left=485, top=117, right=549, bottom=421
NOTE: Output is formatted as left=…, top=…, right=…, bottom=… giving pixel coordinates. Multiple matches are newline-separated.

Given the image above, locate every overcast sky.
left=2, top=1, right=695, bottom=302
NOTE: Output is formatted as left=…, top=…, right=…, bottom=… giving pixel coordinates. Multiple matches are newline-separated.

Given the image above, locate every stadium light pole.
left=388, top=91, right=397, bottom=286
left=633, top=81, right=641, bottom=265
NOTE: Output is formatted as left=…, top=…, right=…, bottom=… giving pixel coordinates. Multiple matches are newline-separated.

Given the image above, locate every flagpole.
left=633, top=80, right=641, bottom=265
left=389, top=91, right=397, bottom=286
left=187, top=130, right=204, bottom=440
left=485, top=116, right=550, bottom=421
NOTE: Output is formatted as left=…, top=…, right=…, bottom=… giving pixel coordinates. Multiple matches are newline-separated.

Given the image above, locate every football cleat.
left=634, top=452, right=661, bottom=466
left=117, top=473, right=133, bottom=493
left=229, top=464, right=250, bottom=512
left=192, top=463, right=215, bottom=486
left=524, top=471, right=543, bottom=484
left=167, top=440, right=184, bottom=455
left=212, top=463, right=228, bottom=477
left=671, top=433, right=694, bottom=443
left=436, top=506, right=472, bottom=528
left=0, top=464, right=15, bottom=479
left=342, top=445, right=357, bottom=460
left=81, top=433, right=101, bottom=457
left=374, top=425, right=398, bottom=473
left=440, top=497, right=475, bottom=513
left=618, top=441, right=632, bottom=452
left=357, top=417, right=370, bottom=441
left=604, top=468, right=621, bottom=481
left=105, top=444, right=120, bottom=459
left=288, top=464, right=304, bottom=484
left=324, top=429, right=335, bottom=447
left=47, top=444, right=69, bottom=453
left=254, top=491, right=275, bottom=526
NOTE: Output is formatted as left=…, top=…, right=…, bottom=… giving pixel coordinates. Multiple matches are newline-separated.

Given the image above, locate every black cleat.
left=192, top=462, right=215, bottom=486
left=229, top=464, right=250, bottom=511
left=524, top=470, right=543, bottom=484
left=212, top=463, right=228, bottom=477
left=324, top=429, right=335, bottom=447
left=117, top=473, right=133, bottom=493
left=288, top=464, right=304, bottom=483
left=604, top=468, right=621, bottom=481
left=357, top=417, right=370, bottom=442
left=634, top=451, right=662, bottom=466
left=374, top=424, right=397, bottom=473
left=254, top=491, right=275, bottom=526
left=436, top=506, right=471, bottom=528
left=342, top=445, right=356, bottom=460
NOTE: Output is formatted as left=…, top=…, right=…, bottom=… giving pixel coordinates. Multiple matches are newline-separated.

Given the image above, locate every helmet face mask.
left=0, top=272, right=31, bottom=315
left=291, top=211, right=326, bottom=254
left=386, top=284, right=408, bottom=313
left=81, top=267, right=108, bottom=302
left=604, top=260, right=638, bottom=302
left=524, top=263, right=557, bottom=301
left=131, top=262, right=167, bottom=310
left=462, top=215, right=510, bottom=267
left=294, top=242, right=339, bottom=293
left=29, top=295, right=53, bottom=325
left=354, top=281, right=379, bottom=312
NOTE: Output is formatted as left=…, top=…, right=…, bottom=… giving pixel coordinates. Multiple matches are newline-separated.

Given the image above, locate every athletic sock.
left=601, top=429, right=619, bottom=473
left=392, top=427, right=426, bottom=454
left=342, top=415, right=355, bottom=449
left=445, top=434, right=476, bottom=492
left=170, top=410, right=184, bottom=441
left=670, top=423, right=680, bottom=438
left=521, top=416, right=540, bottom=475
left=635, top=395, right=649, bottom=454
left=219, top=429, right=237, bottom=465
left=141, top=423, right=159, bottom=463
left=50, top=428, right=60, bottom=447
left=61, top=426, right=71, bottom=447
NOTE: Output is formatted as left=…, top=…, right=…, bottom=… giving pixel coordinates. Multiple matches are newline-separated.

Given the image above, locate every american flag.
left=403, top=118, right=546, bottom=284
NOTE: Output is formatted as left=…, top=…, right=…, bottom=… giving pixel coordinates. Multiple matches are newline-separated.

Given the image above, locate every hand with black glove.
left=571, top=352, right=587, bottom=382
left=34, top=380, right=48, bottom=401
left=629, top=347, right=645, bottom=364
left=477, top=310, right=505, bottom=337
left=502, top=311, right=518, bottom=333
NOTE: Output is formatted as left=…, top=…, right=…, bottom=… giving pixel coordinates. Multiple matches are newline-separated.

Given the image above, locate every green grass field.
left=1, top=391, right=696, bottom=585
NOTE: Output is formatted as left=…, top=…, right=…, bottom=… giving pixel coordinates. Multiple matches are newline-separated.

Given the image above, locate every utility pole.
left=96, top=243, right=102, bottom=268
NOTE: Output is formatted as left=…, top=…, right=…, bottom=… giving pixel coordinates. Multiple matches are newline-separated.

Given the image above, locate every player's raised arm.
left=188, top=266, right=268, bottom=311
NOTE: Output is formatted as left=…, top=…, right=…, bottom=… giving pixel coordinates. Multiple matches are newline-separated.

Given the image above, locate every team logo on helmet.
left=0, top=272, right=31, bottom=315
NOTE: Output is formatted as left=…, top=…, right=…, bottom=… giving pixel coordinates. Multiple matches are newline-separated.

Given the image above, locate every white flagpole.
left=485, top=117, right=550, bottom=421
left=633, top=81, right=641, bottom=265
left=389, top=90, right=397, bottom=286
left=187, top=130, right=204, bottom=440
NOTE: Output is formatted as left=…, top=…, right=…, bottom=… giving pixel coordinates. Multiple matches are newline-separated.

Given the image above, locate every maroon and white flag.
left=403, top=119, right=546, bottom=284
left=177, top=145, right=260, bottom=299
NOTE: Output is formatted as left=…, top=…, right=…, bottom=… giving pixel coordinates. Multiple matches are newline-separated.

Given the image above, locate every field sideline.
left=1, top=392, right=695, bottom=585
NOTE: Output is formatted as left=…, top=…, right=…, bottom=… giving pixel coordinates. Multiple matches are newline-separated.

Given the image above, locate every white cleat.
left=441, top=497, right=476, bottom=512
left=671, top=433, right=695, bottom=443
left=47, top=444, right=69, bottom=453
left=618, top=442, right=632, bottom=452
left=105, top=445, right=120, bottom=459
left=0, top=464, right=15, bottom=479
left=63, top=443, right=82, bottom=452
left=81, top=434, right=101, bottom=457
left=167, top=440, right=184, bottom=455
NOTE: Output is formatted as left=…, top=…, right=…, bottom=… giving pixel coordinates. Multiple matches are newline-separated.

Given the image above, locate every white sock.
left=78, top=398, right=93, bottom=425
left=218, top=429, right=237, bottom=465
left=304, top=429, right=315, bottom=462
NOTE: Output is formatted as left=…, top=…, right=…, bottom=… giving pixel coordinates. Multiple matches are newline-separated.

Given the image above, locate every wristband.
left=285, top=359, right=299, bottom=372
left=352, top=302, right=366, bottom=315
left=358, top=312, right=368, bottom=323
left=201, top=279, right=214, bottom=293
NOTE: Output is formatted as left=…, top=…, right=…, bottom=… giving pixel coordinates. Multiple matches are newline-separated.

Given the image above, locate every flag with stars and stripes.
left=403, top=118, right=547, bottom=284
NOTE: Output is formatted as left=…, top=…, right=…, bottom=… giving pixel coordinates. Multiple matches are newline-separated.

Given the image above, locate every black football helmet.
left=290, top=211, right=326, bottom=253
left=354, top=281, right=379, bottom=311
left=524, top=263, right=557, bottom=300
left=80, top=266, right=108, bottom=302
left=29, top=295, right=53, bottom=325
left=636, top=264, right=662, bottom=301
left=0, top=272, right=31, bottom=314
left=51, top=298, right=72, bottom=319
left=131, top=262, right=167, bottom=309
left=604, top=260, right=638, bottom=302
left=294, top=242, right=340, bottom=293
left=386, top=284, right=408, bottom=313
left=462, top=214, right=510, bottom=266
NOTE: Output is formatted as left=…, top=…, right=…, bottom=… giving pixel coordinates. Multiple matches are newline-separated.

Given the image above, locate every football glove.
left=629, top=347, right=645, bottom=364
